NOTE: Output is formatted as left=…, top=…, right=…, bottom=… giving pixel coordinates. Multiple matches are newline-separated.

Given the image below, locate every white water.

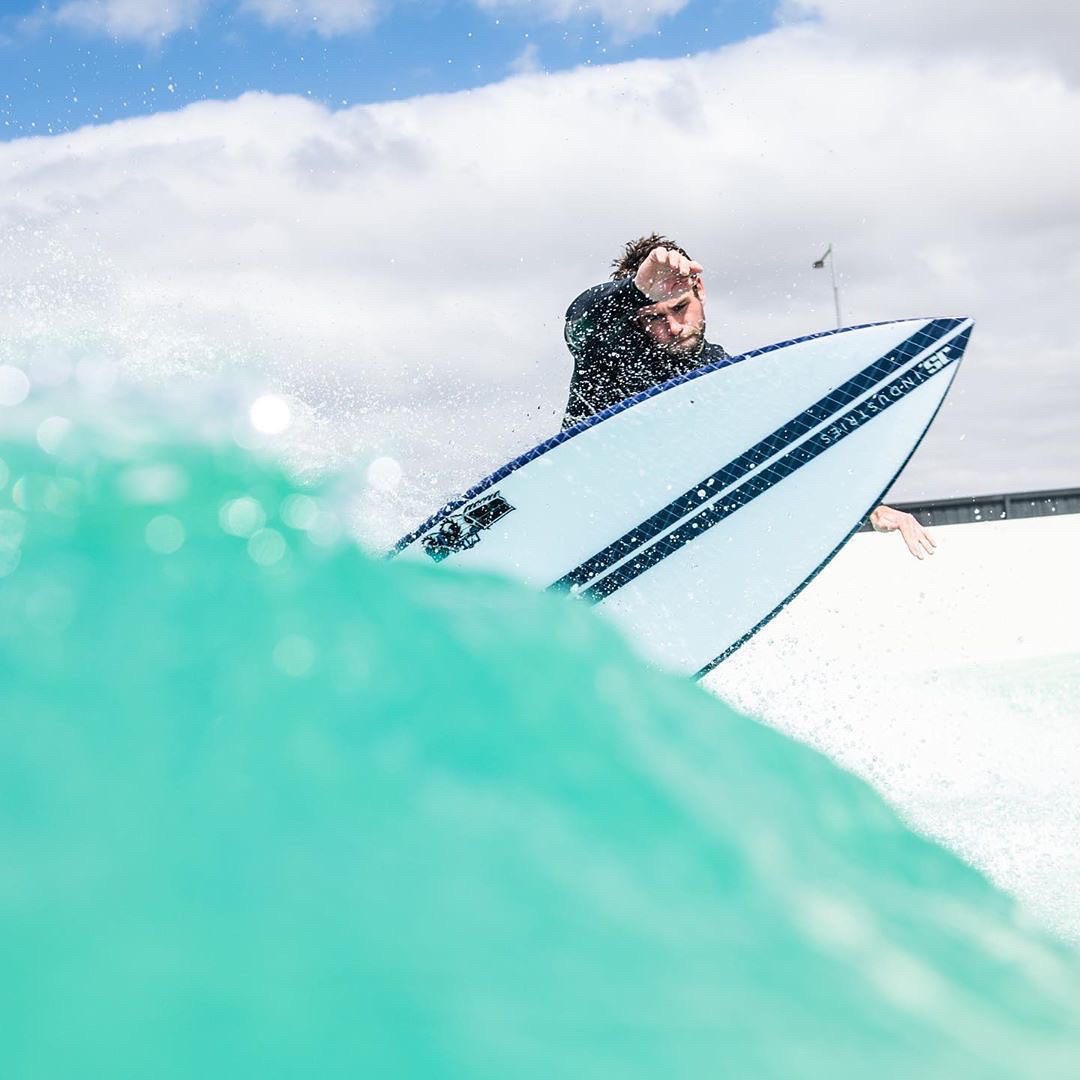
left=708, top=514, right=1080, bottom=940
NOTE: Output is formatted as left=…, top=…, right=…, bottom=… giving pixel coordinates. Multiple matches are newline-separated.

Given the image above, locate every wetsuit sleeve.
left=564, top=278, right=654, bottom=365
left=562, top=278, right=654, bottom=429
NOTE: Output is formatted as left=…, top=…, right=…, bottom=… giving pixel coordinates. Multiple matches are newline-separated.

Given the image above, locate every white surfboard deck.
left=394, top=318, right=973, bottom=678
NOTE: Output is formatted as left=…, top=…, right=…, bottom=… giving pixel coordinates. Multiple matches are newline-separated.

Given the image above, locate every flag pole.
left=812, top=244, right=843, bottom=328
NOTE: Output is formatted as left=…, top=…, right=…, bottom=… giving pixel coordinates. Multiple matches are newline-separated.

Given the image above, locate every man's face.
left=634, top=282, right=706, bottom=357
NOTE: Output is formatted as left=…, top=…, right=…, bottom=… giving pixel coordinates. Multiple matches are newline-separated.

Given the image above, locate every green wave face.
left=3, top=433, right=1080, bottom=1079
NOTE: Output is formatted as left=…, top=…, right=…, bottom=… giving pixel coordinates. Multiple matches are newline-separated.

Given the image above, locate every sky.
left=1, top=0, right=777, bottom=136
left=2, top=0, right=1079, bottom=541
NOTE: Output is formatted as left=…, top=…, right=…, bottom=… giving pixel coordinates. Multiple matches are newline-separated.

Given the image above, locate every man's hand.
left=634, top=247, right=704, bottom=303
left=869, top=504, right=936, bottom=559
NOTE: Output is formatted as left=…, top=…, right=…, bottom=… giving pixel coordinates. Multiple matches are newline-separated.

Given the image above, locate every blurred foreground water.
left=5, top=411, right=1080, bottom=1077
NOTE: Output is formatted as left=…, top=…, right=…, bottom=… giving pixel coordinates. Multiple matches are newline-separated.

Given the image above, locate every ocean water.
left=5, top=407, right=1080, bottom=1077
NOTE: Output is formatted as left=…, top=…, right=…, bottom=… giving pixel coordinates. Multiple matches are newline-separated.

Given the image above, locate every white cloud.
left=2, top=24, right=1079, bottom=541
left=46, top=0, right=380, bottom=41
left=44, top=0, right=690, bottom=44
left=778, top=0, right=1080, bottom=83
left=474, top=0, right=692, bottom=39
left=54, top=0, right=207, bottom=43
left=239, top=0, right=379, bottom=37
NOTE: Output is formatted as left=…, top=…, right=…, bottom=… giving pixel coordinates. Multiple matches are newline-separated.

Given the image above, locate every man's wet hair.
left=611, top=234, right=692, bottom=280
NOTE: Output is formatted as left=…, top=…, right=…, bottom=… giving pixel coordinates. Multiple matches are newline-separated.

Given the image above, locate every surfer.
left=562, top=234, right=936, bottom=559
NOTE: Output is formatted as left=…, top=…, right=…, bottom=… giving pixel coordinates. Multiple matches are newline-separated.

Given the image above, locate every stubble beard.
left=658, top=321, right=706, bottom=359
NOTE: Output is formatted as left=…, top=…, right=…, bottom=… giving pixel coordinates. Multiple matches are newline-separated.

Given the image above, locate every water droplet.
left=250, top=395, right=292, bottom=435
left=145, top=515, right=185, bottom=555
left=0, top=366, right=30, bottom=407
left=280, top=493, right=320, bottom=530
left=219, top=496, right=266, bottom=537
left=0, top=508, right=26, bottom=552
left=36, top=416, right=73, bottom=456
left=367, top=456, right=402, bottom=492
left=248, top=527, right=287, bottom=566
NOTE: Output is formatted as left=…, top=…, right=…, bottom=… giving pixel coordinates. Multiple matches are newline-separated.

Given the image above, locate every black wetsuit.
left=561, top=277, right=730, bottom=430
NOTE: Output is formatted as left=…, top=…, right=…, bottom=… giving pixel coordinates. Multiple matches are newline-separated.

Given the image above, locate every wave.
left=4, top=421, right=1080, bottom=1077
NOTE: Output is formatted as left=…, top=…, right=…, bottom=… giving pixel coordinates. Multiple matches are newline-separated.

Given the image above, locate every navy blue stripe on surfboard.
left=578, top=324, right=970, bottom=605
left=549, top=317, right=964, bottom=595
left=574, top=323, right=970, bottom=604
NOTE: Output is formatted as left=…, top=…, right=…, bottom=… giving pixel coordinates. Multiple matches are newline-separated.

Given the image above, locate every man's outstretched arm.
left=869, top=505, right=936, bottom=559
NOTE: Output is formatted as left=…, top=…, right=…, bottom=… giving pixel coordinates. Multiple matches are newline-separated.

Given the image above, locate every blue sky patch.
left=1, top=0, right=779, bottom=138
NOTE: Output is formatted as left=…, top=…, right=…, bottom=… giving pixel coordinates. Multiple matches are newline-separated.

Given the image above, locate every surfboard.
left=393, top=317, right=974, bottom=678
